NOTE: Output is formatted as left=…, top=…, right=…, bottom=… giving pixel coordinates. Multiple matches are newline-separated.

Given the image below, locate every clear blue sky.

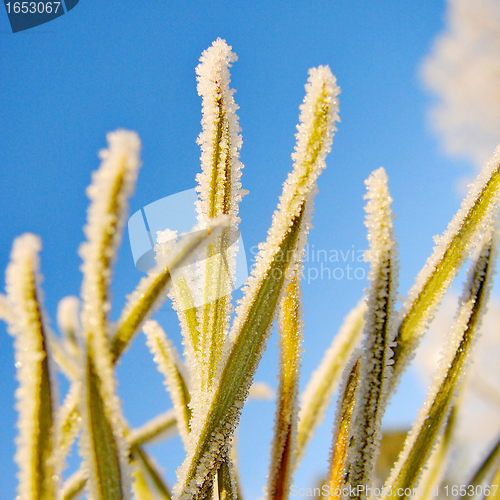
left=0, top=1, right=482, bottom=498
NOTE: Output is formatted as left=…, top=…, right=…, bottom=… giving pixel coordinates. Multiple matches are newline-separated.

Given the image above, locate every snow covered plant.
left=2, top=38, right=500, bottom=500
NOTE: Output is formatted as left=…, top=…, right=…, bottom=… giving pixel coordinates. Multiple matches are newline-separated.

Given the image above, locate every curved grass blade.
left=80, top=349, right=130, bottom=500
left=78, top=130, right=142, bottom=500
left=5, top=234, right=59, bottom=500
left=266, top=271, right=303, bottom=500
left=391, top=146, right=500, bottom=389
left=144, top=320, right=191, bottom=445
left=173, top=65, right=340, bottom=500
left=295, top=299, right=366, bottom=467
left=55, top=382, right=82, bottom=477
left=346, top=167, right=398, bottom=498
left=325, top=358, right=361, bottom=500
left=383, top=224, right=499, bottom=500
left=176, top=207, right=305, bottom=500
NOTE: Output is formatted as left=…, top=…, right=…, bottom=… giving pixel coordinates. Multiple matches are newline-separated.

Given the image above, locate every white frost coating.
left=297, top=298, right=366, bottom=463
left=57, top=296, right=80, bottom=335
left=347, top=168, right=398, bottom=495
left=79, top=129, right=141, bottom=335
left=0, top=293, right=16, bottom=324
left=173, top=66, right=340, bottom=500
left=57, top=296, right=81, bottom=359
left=143, top=320, right=191, bottom=446
left=78, top=130, right=140, bottom=500
left=194, top=39, right=246, bottom=400
left=195, top=38, right=244, bottom=224
left=396, top=145, right=500, bottom=374
left=384, top=221, right=498, bottom=495
left=5, top=234, right=59, bottom=500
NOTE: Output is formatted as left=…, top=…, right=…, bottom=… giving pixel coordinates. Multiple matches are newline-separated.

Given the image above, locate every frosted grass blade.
left=174, top=65, right=340, bottom=500
left=392, top=146, right=500, bottom=387
left=5, top=234, right=58, bottom=500
left=383, top=224, right=498, bottom=500
left=346, top=167, right=398, bottom=498
left=78, top=130, right=142, bottom=500
left=144, top=320, right=191, bottom=445
left=296, top=299, right=365, bottom=467
left=325, top=359, right=360, bottom=500
left=55, top=382, right=82, bottom=476
left=486, top=465, right=500, bottom=499
left=266, top=271, right=303, bottom=500
left=80, top=350, right=130, bottom=500
left=194, top=39, right=245, bottom=391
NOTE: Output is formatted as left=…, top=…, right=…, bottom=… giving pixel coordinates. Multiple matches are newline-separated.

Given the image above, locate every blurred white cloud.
left=421, top=0, right=500, bottom=169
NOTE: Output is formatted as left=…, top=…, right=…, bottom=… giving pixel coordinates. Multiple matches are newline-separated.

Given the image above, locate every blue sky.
left=0, top=1, right=489, bottom=498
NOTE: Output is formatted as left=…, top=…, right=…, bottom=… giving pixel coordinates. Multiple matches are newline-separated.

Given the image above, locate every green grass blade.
left=195, top=39, right=244, bottom=391
left=383, top=225, right=498, bottom=500
left=392, top=149, right=500, bottom=388
left=266, top=272, right=303, bottom=500
left=144, top=320, right=192, bottom=445
left=346, top=168, right=398, bottom=498
left=295, top=299, right=365, bottom=467
left=326, top=359, right=361, bottom=500
left=6, top=234, right=58, bottom=500
left=80, top=350, right=130, bottom=500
